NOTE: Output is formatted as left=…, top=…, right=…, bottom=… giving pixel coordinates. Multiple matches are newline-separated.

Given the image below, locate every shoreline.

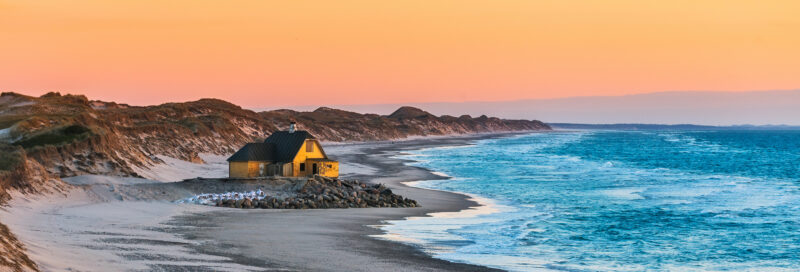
left=303, top=132, right=538, bottom=270
left=1, top=132, right=533, bottom=271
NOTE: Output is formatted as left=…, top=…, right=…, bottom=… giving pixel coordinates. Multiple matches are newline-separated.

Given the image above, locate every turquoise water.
left=382, top=130, right=800, bottom=271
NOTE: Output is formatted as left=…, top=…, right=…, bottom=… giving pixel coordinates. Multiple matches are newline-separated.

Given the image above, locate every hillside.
left=0, top=92, right=548, bottom=270
left=261, top=106, right=549, bottom=142
left=0, top=92, right=549, bottom=199
left=0, top=92, right=549, bottom=270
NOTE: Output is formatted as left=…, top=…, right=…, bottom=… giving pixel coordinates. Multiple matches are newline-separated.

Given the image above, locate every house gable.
left=293, top=139, right=327, bottom=162
left=263, top=131, right=315, bottom=162
left=290, top=139, right=329, bottom=176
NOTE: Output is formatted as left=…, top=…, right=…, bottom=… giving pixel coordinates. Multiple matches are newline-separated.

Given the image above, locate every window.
left=306, top=141, right=314, bottom=152
left=299, top=163, right=305, bottom=171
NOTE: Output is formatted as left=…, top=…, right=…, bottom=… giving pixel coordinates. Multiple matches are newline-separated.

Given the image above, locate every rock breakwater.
left=178, top=175, right=419, bottom=209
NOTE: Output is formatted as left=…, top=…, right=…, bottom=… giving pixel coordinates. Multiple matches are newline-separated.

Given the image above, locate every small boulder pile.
left=214, top=176, right=419, bottom=209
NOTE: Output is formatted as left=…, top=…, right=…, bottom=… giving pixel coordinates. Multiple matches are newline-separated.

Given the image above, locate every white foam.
left=372, top=181, right=511, bottom=256
left=600, top=188, right=646, bottom=200
left=423, top=193, right=505, bottom=219
left=413, top=144, right=476, bottom=152
left=658, top=132, right=745, bottom=153
left=438, top=253, right=558, bottom=272
left=600, top=161, right=613, bottom=168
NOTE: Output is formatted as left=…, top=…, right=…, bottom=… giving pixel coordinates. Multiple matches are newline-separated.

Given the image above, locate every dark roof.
left=264, top=130, right=316, bottom=162
left=227, top=130, right=323, bottom=163
left=226, top=143, right=276, bottom=162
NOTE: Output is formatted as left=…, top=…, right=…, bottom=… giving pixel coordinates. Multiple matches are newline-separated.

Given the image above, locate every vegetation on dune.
left=0, top=222, right=39, bottom=272
left=260, top=106, right=550, bottom=141
left=0, top=116, right=25, bottom=130
left=174, top=117, right=203, bottom=134
left=0, top=91, right=549, bottom=179
left=14, top=125, right=92, bottom=149
left=0, top=144, right=23, bottom=172
left=174, top=115, right=233, bottom=135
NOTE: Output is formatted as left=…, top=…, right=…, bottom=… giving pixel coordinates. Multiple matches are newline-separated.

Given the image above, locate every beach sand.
left=1, top=133, right=521, bottom=271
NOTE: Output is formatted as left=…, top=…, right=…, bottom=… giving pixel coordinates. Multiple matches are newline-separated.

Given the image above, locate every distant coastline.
left=271, top=89, right=800, bottom=126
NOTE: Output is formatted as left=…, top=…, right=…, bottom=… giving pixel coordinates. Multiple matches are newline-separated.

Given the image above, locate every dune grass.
left=14, top=125, right=92, bottom=149
left=0, top=144, right=23, bottom=171
left=0, top=115, right=24, bottom=130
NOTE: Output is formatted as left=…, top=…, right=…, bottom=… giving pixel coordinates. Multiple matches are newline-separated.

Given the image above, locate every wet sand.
left=2, top=133, right=526, bottom=271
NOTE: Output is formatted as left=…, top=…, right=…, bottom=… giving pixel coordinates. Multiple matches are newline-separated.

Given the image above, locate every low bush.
left=0, top=144, right=23, bottom=171
left=14, top=125, right=92, bottom=149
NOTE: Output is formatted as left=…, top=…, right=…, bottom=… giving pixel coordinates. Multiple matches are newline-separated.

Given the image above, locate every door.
left=312, top=163, right=318, bottom=175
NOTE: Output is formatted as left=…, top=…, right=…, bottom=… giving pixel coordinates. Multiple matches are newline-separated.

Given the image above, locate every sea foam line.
left=369, top=182, right=508, bottom=248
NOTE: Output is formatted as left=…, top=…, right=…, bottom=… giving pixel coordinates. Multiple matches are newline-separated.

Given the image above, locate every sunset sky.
left=1, top=0, right=799, bottom=108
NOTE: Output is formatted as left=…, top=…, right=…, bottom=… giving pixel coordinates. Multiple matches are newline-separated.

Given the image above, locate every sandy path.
left=1, top=133, right=524, bottom=271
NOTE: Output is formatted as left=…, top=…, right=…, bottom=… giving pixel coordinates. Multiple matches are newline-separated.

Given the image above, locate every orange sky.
left=1, top=0, right=799, bottom=107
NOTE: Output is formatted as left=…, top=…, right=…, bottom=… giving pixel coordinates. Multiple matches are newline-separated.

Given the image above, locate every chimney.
left=289, top=122, right=296, bottom=133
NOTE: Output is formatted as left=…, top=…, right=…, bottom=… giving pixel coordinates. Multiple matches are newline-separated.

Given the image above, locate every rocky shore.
left=181, top=175, right=420, bottom=209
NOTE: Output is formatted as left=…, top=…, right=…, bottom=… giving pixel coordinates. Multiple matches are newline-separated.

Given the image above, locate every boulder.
left=207, top=177, right=418, bottom=210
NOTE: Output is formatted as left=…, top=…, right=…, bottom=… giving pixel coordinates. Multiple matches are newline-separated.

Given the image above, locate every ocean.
left=378, top=130, right=800, bottom=271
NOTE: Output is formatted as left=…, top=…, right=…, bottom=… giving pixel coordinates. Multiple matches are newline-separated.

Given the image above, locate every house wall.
left=229, top=162, right=250, bottom=178
left=291, top=140, right=327, bottom=177
left=307, top=160, right=339, bottom=178
left=281, top=162, right=293, bottom=176
left=325, top=161, right=339, bottom=178
left=229, top=161, right=270, bottom=178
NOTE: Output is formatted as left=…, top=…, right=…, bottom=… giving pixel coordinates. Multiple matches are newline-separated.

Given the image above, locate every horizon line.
left=250, top=88, right=800, bottom=111
left=4, top=88, right=800, bottom=109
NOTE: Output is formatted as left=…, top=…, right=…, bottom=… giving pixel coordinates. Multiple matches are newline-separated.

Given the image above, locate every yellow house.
left=227, top=123, right=339, bottom=178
